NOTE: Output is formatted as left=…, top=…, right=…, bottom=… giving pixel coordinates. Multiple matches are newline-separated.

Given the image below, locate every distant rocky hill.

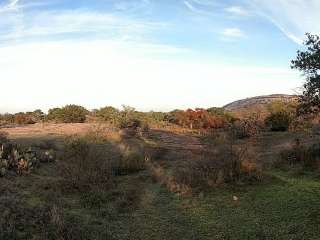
left=223, top=94, right=299, bottom=117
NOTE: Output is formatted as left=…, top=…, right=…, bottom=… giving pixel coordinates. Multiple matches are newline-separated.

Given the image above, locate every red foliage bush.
left=169, top=108, right=226, bottom=129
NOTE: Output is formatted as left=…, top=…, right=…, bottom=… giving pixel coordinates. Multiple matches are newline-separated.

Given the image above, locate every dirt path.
left=147, top=129, right=205, bottom=152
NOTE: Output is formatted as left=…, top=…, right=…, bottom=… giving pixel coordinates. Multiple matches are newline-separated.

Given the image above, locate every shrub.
left=278, top=139, right=320, bottom=169
left=265, top=111, right=292, bottom=132
left=118, top=117, right=142, bottom=129
left=47, top=105, right=88, bottom=123
left=47, top=108, right=63, bottom=122
left=231, top=118, right=262, bottom=139
left=207, top=107, right=236, bottom=123
left=0, top=114, right=14, bottom=125
left=174, top=145, right=261, bottom=189
left=148, top=111, right=166, bottom=123
left=96, top=106, right=120, bottom=124
left=117, top=146, right=145, bottom=175
left=168, top=108, right=226, bottom=129
left=59, top=132, right=146, bottom=189
left=59, top=136, right=114, bottom=190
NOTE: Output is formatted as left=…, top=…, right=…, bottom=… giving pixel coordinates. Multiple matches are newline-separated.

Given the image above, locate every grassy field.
left=1, top=124, right=320, bottom=239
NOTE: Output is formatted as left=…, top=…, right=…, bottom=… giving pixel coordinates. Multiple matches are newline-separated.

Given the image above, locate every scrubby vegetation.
left=0, top=110, right=45, bottom=125
left=166, top=108, right=228, bottom=129
left=47, top=105, right=89, bottom=123
left=1, top=33, right=320, bottom=239
left=0, top=133, right=55, bottom=177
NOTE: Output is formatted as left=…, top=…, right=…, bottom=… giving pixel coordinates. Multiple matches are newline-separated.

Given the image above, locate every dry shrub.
left=59, top=136, right=114, bottom=190
left=231, top=118, right=262, bottom=139
left=171, top=145, right=262, bottom=193
left=146, top=142, right=262, bottom=196
left=278, top=139, right=320, bottom=170
left=59, top=128, right=147, bottom=190
left=115, top=141, right=146, bottom=175
left=85, top=124, right=121, bottom=143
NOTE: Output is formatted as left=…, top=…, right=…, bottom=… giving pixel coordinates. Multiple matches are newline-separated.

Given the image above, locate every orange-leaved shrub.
left=168, top=108, right=227, bottom=129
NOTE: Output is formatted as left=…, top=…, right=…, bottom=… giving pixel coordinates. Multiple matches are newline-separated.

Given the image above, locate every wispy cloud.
left=250, top=0, right=320, bottom=44
left=225, top=6, right=250, bottom=16
left=0, top=0, right=19, bottom=13
left=183, top=0, right=221, bottom=16
left=0, top=9, right=168, bottom=43
left=221, top=28, right=246, bottom=39
left=114, top=0, right=150, bottom=12
left=8, top=0, right=19, bottom=8
left=183, top=1, right=201, bottom=14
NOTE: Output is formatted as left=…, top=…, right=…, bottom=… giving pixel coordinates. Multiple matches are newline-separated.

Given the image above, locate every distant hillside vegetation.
left=223, top=94, right=300, bottom=117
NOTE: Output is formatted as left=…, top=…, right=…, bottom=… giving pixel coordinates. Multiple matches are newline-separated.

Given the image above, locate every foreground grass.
left=2, top=163, right=320, bottom=240
left=183, top=170, right=320, bottom=239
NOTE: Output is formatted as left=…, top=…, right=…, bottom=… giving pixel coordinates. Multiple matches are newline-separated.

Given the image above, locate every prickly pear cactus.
left=0, top=141, right=55, bottom=177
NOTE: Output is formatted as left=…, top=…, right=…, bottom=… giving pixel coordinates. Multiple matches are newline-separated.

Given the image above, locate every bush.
left=265, top=112, right=292, bottom=132
left=59, top=136, right=114, bottom=190
left=0, top=110, right=45, bottom=125
left=167, top=144, right=262, bottom=194
left=231, top=118, right=262, bottom=139
left=278, top=139, right=320, bottom=169
left=168, top=108, right=226, bottom=129
left=118, top=117, right=142, bottom=129
left=59, top=132, right=146, bottom=189
left=117, top=146, right=145, bottom=175
left=47, top=105, right=88, bottom=123
left=0, top=114, right=14, bottom=126
left=96, top=106, right=120, bottom=124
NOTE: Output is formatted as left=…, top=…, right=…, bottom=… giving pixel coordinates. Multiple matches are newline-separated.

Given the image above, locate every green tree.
left=47, top=108, right=63, bottom=122
left=47, top=105, right=88, bottom=123
left=291, top=33, right=320, bottom=114
left=267, top=101, right=297, bottom=116
left=60, top=105, right=88, bottom=123
left=31, top=109, right=45, bottom=122
left=96, top=106, right=120, bottom=124
left=265, top=112, right=292, bottom=132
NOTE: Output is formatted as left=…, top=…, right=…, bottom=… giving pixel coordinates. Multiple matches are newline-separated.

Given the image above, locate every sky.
left=0, top=0, right=319, bottom=113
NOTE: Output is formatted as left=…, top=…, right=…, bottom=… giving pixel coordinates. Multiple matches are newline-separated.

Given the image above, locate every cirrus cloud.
left=250, top=0, right=320, bottom=44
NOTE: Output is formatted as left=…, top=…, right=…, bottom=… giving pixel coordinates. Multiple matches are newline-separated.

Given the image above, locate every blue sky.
left=0, top=0, right=319, bottom=112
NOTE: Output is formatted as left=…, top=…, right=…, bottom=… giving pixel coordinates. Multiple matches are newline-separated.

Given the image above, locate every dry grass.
left=1, top=123, right=107, bottom=139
